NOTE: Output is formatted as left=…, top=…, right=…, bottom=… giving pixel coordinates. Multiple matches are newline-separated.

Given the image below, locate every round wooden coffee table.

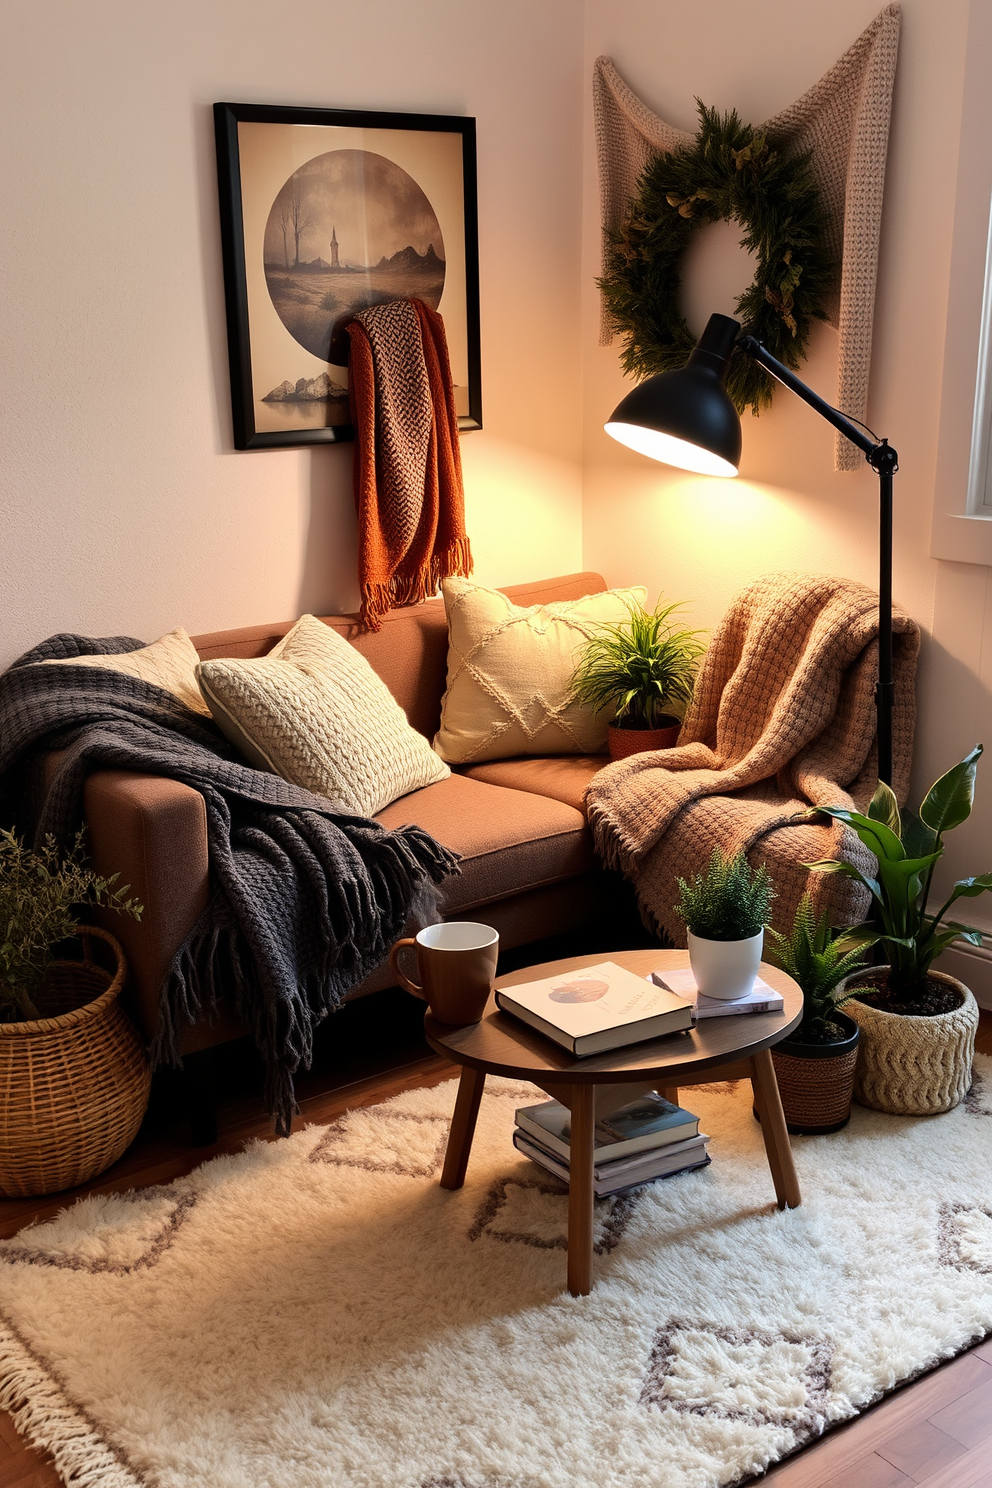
left=424, top=948, right=803, bottom=1296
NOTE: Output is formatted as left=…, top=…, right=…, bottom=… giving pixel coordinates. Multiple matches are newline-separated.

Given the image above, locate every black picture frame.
left=214, top=101, right=482, bottom=451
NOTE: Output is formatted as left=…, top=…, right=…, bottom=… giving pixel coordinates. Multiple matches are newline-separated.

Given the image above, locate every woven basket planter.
left=770, top=1012, right=861, bottom=1134
left=840, top=969, right=979, bottom=1117
left=0, top=927, right=151, bottom=1197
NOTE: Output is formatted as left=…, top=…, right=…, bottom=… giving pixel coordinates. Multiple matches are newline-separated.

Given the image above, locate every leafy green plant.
left=570, top=599, right=705, bottom=730
left=765, top=893, right=869, bottom=1041
left=0, top=827, right=143, bottom=1023
left=805, top=745, right=992, bottom=1008
left=675, top=848, right=774, bottom=942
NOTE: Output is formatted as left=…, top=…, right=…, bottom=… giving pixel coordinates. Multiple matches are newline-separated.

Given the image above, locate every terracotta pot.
left=607, top=716, right=681, bottom=762
left=770, top=1012, right=860, bottom=1134
left=839, top=967, right=979, bottom=1116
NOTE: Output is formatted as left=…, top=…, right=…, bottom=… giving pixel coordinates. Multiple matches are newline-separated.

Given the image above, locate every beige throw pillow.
left=37, top=627, right=211, bottom=716
left=196, top=613, right=449, bottom=816
left=434, top=577, right=648, bottom=764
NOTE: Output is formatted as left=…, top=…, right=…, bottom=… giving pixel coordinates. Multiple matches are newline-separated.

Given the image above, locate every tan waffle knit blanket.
left=585, top=573, right=920, bottom=944
left=347, top=297, right=472, bottom=632
left=594, top=3, right=901, bottom=470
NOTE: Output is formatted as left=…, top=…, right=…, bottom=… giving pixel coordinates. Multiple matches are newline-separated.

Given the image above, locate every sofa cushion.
left=196, top=613, right=448, bottom=817
left=434, top=577, right=646, bottom=764
left=458, top=755, right=608, bottom=816
left=36, top=628, right=210, bottom=717
left=375, top=772, right=594, bottom=912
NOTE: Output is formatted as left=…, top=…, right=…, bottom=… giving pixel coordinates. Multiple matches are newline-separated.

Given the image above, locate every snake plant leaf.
left=943, top=872, right=992, bottom=901
left=940, top=920, right=985, bottom=946
left=900, top=807, right=937, bottom=861
left=804, top=858, right=882, bottom=901
left=867, top=779, right=901, bottom=835
left=811, top=805, right=904, bottom=863
left=919, top=744, right=983, bottom=834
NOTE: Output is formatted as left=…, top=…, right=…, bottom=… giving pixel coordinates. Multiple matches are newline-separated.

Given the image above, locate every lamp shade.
left=604, top=313, right=743, bottom=477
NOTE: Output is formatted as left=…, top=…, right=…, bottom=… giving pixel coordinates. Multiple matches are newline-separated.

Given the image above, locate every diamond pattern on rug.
left=938, top=1202, right=992, bottom=1274
left=309, top=1107, right=450, bottom=1177
left=965, top=1069, right=992, bottom=1117
left=468, top=1175, right=639, bottom=1254
left=640, top=1319, right=833, bottom=1433
left=0, top=1187, right=197, bottom=1274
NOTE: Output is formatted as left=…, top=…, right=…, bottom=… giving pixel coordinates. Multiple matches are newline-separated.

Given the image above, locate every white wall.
left=0, top=0, right=585, bottom=666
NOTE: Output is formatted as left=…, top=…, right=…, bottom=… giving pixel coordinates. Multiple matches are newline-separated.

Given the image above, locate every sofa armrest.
left=83, top=771, right=209, bottom=1043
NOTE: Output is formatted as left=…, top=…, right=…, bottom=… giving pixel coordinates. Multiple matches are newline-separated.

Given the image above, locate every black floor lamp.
left=604, top=312, right=899, bottom=786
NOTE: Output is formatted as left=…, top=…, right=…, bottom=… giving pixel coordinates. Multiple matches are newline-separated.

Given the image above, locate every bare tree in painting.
left=288, top=177, right=313, bottom=268
left=275, top=196, right=293, bottom=268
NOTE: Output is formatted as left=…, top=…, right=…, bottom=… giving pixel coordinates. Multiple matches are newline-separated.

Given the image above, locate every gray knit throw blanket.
left=0, top=633, right=459, bottom=1135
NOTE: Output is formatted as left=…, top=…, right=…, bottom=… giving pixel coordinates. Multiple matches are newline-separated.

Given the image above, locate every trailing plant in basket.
left=675, top=848, right=774, bottom=941
left=0, top=827, right=142, bottom=1023
left=569, top=598, right=705, bottom=730
left=765, top=893, right=869, bottom=1043
left=806, top=745, right=992, bottom=1013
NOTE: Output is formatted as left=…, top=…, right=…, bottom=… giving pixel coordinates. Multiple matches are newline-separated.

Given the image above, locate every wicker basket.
left=770, top=1012, right=860, bottom=1134
left=0, top=927, right=151, bottom=1197
left=841, top=968, right=979, bottom=1116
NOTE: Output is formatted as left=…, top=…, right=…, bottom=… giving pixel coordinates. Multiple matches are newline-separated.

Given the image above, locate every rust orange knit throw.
left=347, top=297, right=472, bottom=632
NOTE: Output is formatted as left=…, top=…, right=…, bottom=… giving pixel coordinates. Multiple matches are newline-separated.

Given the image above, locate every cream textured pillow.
left=434, top=578, right=648, bottom=764
left=37, top=628, right=211, bottom=716
left=196, top=613, right=449, bottom=816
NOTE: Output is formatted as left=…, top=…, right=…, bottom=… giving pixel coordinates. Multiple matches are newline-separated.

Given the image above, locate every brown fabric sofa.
left=78, top=572, right=614, bottom=1058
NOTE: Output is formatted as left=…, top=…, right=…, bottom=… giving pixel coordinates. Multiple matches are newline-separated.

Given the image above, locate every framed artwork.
left=214, top=102, right=482, bottom=450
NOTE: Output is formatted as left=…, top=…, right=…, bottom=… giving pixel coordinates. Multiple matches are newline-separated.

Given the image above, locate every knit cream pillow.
left=37, top=628, right=211, bottom=716
left=434, top=577, right=647, bottom=764
left=196, top=614, right=449, bottom=816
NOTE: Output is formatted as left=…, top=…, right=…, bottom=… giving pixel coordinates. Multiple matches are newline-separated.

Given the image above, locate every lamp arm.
left=737, top=332, right=898, bottom=788
left=736, top=334, right=890, bottom=465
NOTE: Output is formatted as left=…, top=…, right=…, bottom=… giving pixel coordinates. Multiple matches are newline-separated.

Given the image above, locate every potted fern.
left=675, top=848, right=774, bottom=1001
left=764, top=894, right=868, bottom=1133
left=807, top=746, right=989, bottom=1115
left=0, top=826, right=148, bottom=1196
left=570, top=598, right=705, bottom=761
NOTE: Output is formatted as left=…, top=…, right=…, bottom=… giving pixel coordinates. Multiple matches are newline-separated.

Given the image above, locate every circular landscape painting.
left=263, top=149, right=446, bottom=372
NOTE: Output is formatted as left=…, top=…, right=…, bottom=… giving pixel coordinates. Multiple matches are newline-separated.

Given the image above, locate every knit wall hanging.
left=593, top=3, right=901, bottom=470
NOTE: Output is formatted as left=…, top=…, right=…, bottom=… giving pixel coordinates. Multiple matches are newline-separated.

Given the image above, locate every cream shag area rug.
left=3, top=1064, right=992, bottom=1488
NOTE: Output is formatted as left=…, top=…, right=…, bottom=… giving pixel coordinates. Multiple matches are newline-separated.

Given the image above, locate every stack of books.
left=513, top=1092, right=710, bottom=1197
left=648, top=967, right=784, bottom=1019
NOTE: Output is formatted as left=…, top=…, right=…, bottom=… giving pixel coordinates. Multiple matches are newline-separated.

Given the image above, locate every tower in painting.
left=329, top=226, right=340, bottom=269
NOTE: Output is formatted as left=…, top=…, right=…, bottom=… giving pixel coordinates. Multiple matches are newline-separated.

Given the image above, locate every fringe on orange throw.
left=346, top=297, right=473, bottom=632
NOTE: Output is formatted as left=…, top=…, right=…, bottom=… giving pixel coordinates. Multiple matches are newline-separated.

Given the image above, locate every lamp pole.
left=737, top=334, right=898, bottom=788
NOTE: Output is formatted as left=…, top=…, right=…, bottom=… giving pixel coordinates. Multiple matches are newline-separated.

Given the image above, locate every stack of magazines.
left=513, top=1092, right=710, bottom=1197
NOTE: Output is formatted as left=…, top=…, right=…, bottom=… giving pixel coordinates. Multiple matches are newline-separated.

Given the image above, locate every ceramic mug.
left=389, top=922, right=499, bottom=1025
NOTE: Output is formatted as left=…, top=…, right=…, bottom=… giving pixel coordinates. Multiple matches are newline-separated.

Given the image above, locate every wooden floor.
left=2, top=996, right=990, bottom=1488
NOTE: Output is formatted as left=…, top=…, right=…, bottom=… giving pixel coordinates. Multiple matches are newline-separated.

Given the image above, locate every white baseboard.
left=935, top=940, right=992, bottom=1010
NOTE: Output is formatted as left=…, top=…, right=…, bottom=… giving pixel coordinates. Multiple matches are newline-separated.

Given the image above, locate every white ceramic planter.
left=687, top=929, right=764, bottom=1001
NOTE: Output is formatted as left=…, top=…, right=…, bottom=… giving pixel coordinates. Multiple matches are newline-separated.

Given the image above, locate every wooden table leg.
left=750, top=1048, right=801, bottom=1209
left=567, top=1083, right=596, bottom=1297
left=440, top=1067, right=486, bottom=1190
left=661, top=1087, right=680, bottom=1107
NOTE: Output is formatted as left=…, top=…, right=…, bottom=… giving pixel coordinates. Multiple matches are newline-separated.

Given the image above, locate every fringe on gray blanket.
left=0, top=633, right=460, bottom=1135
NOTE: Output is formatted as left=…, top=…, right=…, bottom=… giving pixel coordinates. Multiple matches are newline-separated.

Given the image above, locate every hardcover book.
left=515, top=1093, right=699, bottom=1164
left=649, top=968, right=784, bottom=1018
left=495, top=960, right=693, bottom=1056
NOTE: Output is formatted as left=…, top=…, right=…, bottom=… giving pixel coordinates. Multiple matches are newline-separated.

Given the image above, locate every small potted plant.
left=806, top=745, right=990, bottom=1116
left=0, top=826, right=148, bottom=1197
left=765, top=894, right=868, bottom=1133
left=570, top=598, right=705, bottom=761
left=675, top=848, right=774, bottom=1001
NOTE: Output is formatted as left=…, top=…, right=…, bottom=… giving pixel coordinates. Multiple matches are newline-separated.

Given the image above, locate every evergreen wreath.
left=599, top=103, right=835, bottom=415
